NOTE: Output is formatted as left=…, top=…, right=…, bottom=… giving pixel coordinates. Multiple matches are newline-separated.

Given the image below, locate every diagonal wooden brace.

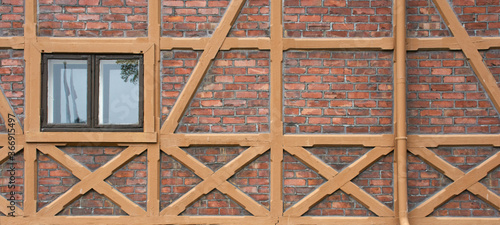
left=160, top=145, right=270, bottom=216
left=409, top=147, right=500, bottom=217
left=36, top=145, right=147, bottom=216
left=283, top=147, right=393, bottom=216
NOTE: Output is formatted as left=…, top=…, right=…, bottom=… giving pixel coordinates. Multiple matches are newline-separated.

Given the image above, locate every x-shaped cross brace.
left=409, top=147, right=500, bottom=217
left=159, top=144, right=270, bottom=216
left=283, top=146, right=394, bottom=217
left=35, top=145, right=147, bottom=216
left=0, top=146, right=24, bottom=216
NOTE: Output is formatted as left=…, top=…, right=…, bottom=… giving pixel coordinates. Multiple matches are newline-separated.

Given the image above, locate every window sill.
left=25, top=132, right=157, bottom=143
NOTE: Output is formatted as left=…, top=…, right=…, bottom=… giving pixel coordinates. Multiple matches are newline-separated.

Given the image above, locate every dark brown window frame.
left=41, top=53, right=144, bottom=132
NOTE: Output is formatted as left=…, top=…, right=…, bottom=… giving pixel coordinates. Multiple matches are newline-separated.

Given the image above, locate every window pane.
left=47, top=59, right=88, bottom=124
left=99, top=59, right=140, bottom=125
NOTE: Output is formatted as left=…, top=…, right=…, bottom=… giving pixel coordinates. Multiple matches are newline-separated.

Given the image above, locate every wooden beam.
left=270, top=0, right=284, bottom=218
left=283, top=147, right=393, bottom=216
left=407, top=37, right=500, bottom=51
left=283, top=38, right=394, bottom=50
left=409, top=217, right=500, bottom=225
left=0, top=37, right=24, bottom=49
left=279, top=217, right=397, bottom=225
left=160, top=0, right=247, bottom=134
left=409, top=150, right=500, bottom=217
left=407, top=135, right=500, bottom=147
left=0, top=216, right=278, bottom=225
left=432, top=0, right=500, bottom=113
left=160, top=37, right=271, bottom=50
left=25, top=132, right=157, bottom=143
left=0, top=197, right=23, bottom=216
left=283, top=134, right=394, bottom=147
left=23, top=144, right=37, bottom=216
left=409, top=147, right=500, bottom=211
left=0, top=146, right=23, bottom=164
left=34, top=40, right=149, bottom=54
left=160, top=134, right=270, bottom=147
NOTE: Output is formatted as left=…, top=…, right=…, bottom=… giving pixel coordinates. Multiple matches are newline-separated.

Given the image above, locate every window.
left=41, top=54, right=144, bottom=132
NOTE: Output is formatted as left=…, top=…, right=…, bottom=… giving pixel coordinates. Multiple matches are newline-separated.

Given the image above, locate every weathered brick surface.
left=38, top=0, right=148, bottom=37
left=58, top=190, right=128, bottom=215
left=58, top=146, right=126, bottom=171
left=406, top=0, right=450, bottom=37
left=429, top=146, right=499, bottom=172
left=161, top=0, right=269, bottom=37
left=407, top=152, right=453, bottom=210
left=481, top=165, right=500, bottom=196
left=161, top=50, right=202, bottom=124
left=183, top=146, right=245, bottom=171
left=485, top=49, right=500, bottom=89
left=283, top=152, right=326, bottom=210
left=0, top=49, right=24, bottom=130
left=284, top=50, right=393, bottom=134
left=283, top=0, right=392, bottom=38
left=0, top=151, right=24, bottom=209
left=105, top=151, right=147, bottom=210
left=352, top=153, right=394, bottom=209
left=431, top=191, right=500, bottom=216
left=170, top=50, right=270, bottom=133
left=0, top=0, right=24, bottom=36
left=37, top=151, right=80, bottom=210
left=407, top=51, right=500, bottom=134
left=160, top=152, right=202, bottom=210
left=305, top=190, right=375, bottom=216
left=181, top=189, right=251, bottom=215
left=407, top=0, right=500, bottom=37
left=228, top=151, right=270, bottom=209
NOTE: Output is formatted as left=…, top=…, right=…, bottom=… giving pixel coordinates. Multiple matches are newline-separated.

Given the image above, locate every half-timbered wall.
left=0, top=0, right=499, bottom=224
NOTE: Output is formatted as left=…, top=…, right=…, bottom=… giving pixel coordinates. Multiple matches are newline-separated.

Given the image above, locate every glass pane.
left=99, top=59, right=140, bottom=125
left=47, top=59, right=88, bottom=124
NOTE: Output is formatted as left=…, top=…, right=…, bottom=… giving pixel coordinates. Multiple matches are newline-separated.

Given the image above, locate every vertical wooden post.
left=23, top=0, right=38, bottom=217
left=270, top=0, right=284, bottom=220
left=147, top=0, right=161, bottom=216
left=394, top=0, right=409, bottom=224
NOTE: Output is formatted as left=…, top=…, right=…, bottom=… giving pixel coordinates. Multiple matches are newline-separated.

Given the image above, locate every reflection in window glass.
left=47, top=60, right=88, bottom=124
left=99, top=59, right=140, bottom=125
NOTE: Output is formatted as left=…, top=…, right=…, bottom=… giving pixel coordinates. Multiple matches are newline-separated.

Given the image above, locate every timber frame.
left=0, top=0, right=499, bottom=224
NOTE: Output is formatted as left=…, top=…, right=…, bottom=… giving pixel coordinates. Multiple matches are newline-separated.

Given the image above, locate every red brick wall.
left=407, top=0, right=500, bottom=37
left=38, top=0, right=148, bottom=37
left=162, top=50, right=270, bottom=133
left=0, top=49, right=24, bottom=130
left=284, top=50, right=393, bottom=134
left=0, top=151, right=24, bottom=210
left=407, top=51, right=500, bottom=134
left=161, top=0, right=269, bottom=37
left=0, top=0, right=24, bottom=36
left=284, top=0, right=392, bottom=38
left=37, top=146, right=147, bottom=214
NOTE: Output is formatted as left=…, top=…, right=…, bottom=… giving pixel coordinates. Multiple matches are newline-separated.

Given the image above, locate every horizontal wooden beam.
left=160, top=37, right=271, bottom=50
left=35, top=38, right=150, bottom=53
left=408, top=135, right=500, bottom=147
left=25, top=132, right=157, bottom=143
left=283, top=134, right=394, bottom=147
left=280, top=217, right=397, bottom=225
left=0, top=37, right=24, bottom=49
left=283, top=38, right=394, bottom=50
left=0, top=216, right=278, bottom=224
left=160, top=133, right=270, bottom=147
left=409, top=217, right=500, bottom=225
left=407, top=36, right=500, bottom=51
